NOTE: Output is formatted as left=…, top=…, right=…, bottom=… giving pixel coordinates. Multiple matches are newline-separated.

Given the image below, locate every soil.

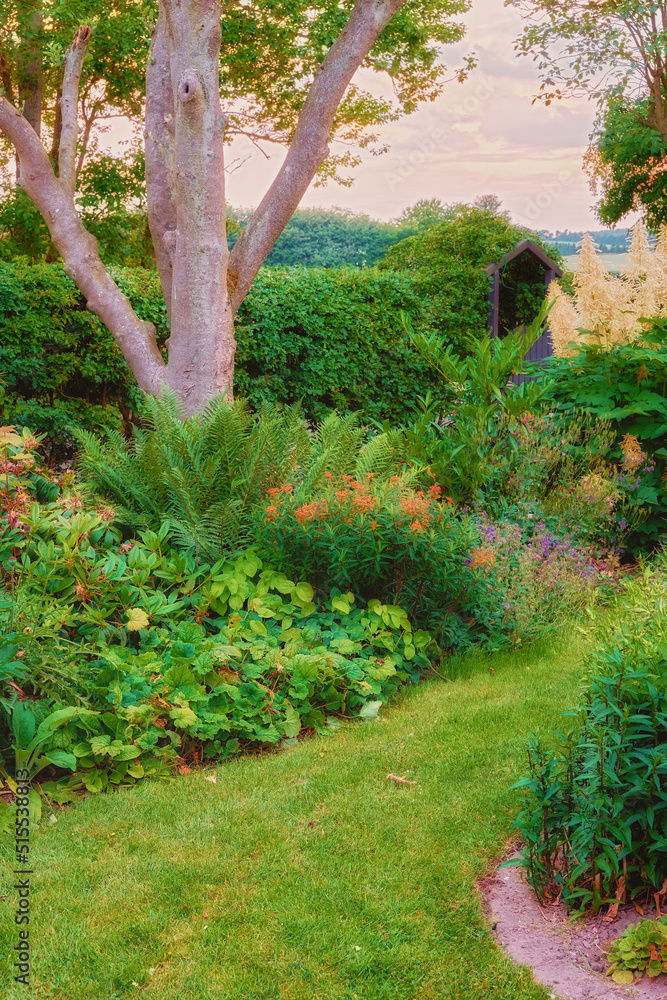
left=482, top=850, right=667, bottom=1000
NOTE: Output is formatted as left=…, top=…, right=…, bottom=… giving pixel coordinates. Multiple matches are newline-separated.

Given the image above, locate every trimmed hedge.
left=0, top=262, right=442, bottom=454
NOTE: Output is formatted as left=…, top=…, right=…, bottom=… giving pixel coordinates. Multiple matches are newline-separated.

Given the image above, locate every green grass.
left=0, top=628, right=597, bottom=1000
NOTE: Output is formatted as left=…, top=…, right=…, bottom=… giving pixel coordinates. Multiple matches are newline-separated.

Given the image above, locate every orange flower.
left=369, top=520, right=378, bottom=530
left=281, top=483, right=294, bottom=493
left=469, top=547, right=496, bottom=569
left=428, top=484, right=442, bottom=496
left=390, top=475, right=400, bottom=484
left=267, top=487, right=281, bottom=497
left=324, top=471, right=333, bottom=480
left=410, top=521, right=424, bottom=533
left=265, top=505, right=278, bottom=520
left=351, top=493, right=376, bottom=511
left=295, top=502, right=321, bottom=523
left=335, top=490, right=349, bottom=500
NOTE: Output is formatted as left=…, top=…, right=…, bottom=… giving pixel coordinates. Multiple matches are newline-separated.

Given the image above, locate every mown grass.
left=0, top=626, right=600, bottom=1000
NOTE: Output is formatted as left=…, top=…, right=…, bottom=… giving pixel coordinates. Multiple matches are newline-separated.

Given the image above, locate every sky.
left=220, top=0, right=640, bottom=234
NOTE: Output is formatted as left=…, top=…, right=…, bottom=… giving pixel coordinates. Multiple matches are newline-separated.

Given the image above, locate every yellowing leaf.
left=612, top=970, right=634, bottom=985
left=126, top=608, right=150, bottom=631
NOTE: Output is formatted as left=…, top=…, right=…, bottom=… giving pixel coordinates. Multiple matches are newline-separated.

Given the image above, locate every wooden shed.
left=484, top=239, right=562, bottom=384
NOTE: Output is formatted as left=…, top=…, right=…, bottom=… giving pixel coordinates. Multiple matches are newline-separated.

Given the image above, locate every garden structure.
left=485, top=239, right=562, bottom=384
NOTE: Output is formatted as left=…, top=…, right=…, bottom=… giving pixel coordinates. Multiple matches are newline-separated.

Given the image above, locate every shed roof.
left=483, top=238, right=563, bottom=278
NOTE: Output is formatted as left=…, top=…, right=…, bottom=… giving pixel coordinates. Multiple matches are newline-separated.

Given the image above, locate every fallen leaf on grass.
left=204, top=775, right=217, bottom=784
left=387, top=773, right=417, bottom=787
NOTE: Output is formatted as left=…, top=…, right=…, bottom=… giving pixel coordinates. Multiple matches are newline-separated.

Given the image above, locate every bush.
left=75, top=393, right=405, bottom=557
left=379, top=207, right=564, bottom=350
left=511, top=561, right=667, bottom=915
left=233, top=266, right=437, bottom=424
left=249, top=471, right=477, bottom=625
left=393, top=304, right=644, bottom=559
left=538, top=320, right=667, bottom=555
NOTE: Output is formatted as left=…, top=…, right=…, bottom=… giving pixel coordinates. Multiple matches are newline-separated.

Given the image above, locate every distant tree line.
left=538, top=228, right=631, bottom=257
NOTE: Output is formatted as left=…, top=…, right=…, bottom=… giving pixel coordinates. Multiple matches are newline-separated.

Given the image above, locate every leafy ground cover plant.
left=510, top=558, right=667, bottom=915
left=0, top=430, right=432, bottom=811
left=606, top=917, right=667, bottom=984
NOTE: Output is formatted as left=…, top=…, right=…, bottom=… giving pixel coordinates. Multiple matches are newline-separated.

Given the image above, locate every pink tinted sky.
left=108, top=0, right=641, bottom=235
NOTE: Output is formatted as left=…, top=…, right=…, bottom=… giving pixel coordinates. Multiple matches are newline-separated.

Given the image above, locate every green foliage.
left=0, top=261, right=441, bottom=454
left=587, top=98, right=667, bottom=229
left=0, top=433, right=431, bottom=803
left=0, top=260, right=168, bottom=458
left=606, top=917, right=667, bottom=984
left=379, top=207, right=564, bottom=350
left=227, top=200, right=453, bottom=268
left=84, top=589, right=427, bottom=761
left=233, top=265, right=440, bottom=425
left=75, top=392, right=405, bottom=557
left=537, top=319, right=667, bottom=554
left=510, top=561, right=667, bottom=915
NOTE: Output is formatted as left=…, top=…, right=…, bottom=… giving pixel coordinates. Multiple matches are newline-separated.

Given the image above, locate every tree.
left=0, top=0, right=473, bottom=416
left=584, top=97, right=667, bottom=229
left=508, top=0, right=667, bottom=224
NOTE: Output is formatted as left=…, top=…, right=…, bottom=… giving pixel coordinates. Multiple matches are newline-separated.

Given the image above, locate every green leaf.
left=43, top=750, right=77, bottom=771
left=169, top=705, right=198, bottom=728
left=359, top=700, right=382, bottom=720
left=294, top=582, right=314, bottom=604
left=249, top=620, right=268, bottom=637
left=126, top=607, right=150, bottom=631
left=283, top=704, right=301, bottom=738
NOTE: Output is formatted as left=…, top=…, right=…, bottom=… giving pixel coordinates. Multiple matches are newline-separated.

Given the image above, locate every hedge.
left=0, top=262, right=442, bottom=455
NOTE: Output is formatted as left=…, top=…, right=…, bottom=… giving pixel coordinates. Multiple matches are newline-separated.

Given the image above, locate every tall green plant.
left=510, top=561, right=667, bottom=915
left=391, top=297, right=553, bottom=503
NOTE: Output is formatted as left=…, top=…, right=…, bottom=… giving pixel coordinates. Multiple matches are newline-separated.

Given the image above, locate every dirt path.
left=483, top=853, right=667, bottom=1000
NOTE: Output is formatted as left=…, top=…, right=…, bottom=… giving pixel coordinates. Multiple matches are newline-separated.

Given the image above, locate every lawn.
left=0, top=621, right=604, bottom=1000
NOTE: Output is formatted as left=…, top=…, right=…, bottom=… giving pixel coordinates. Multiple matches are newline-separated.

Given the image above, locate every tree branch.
left=145, top=11, right=177, bottom=321
left=0, top=95, right=165, bottom=393
left=228, top=0, right=406, bottom=312
left=59, top=25, right=92, bottom=194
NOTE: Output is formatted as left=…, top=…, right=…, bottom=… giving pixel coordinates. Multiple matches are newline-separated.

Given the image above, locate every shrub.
left=379, top=206, right=564, bottom=350
left=75, top=393, right=405, bottom=557
left=249, top=471, right=478, bottom=626
left=538, top=319, right=667, bottom=554
left=393, top=303, right=644, bottom=559
left=511, top=561, right=667, bottom=915
left=233, top=265, right=438, bottom=425
left=0, top=261, right=438, bottom=457
left=463, top=509, right=604, bottom=650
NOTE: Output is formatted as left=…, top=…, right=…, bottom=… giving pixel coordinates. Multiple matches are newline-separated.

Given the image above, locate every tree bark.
left=59, top=27, right=92, bottom=195
left=158, top=0, right=232, bottom=415
left=145, top=12, right=177, bottom=324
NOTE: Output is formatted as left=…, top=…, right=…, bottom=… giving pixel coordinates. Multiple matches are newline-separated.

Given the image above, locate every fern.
left=74, top=391, right=406, bottom=558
